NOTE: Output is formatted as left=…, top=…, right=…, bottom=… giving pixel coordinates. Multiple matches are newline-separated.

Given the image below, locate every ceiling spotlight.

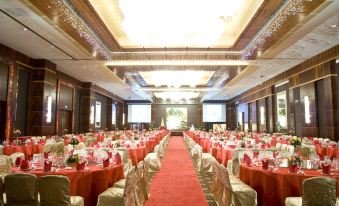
left=332, top=24, right=336, bottom=28
left=23, top=28, right=27, bottom=31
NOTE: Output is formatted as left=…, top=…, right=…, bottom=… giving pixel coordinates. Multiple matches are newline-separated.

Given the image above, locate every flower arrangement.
left=288, top=154, right=301, bottom=166
left=69, top=137, right=80, bottom=146
left=290, top=136, right=301, bottom=147
left=115, top=140, right=121, bottom=148
left=66, top=154, right=80, bottom=164
left=13, top=129, right=21, bottom=137
left=13, top=129, right=21, bottom=144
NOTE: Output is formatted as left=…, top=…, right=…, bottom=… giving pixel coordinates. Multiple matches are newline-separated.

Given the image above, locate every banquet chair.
left=9, top=152, right=25, bottom=166
left=4, top=173, right=38, bottom=206
left=116, top=148, right=133, bottom=177
left=42, top=143, right=51, bottom=153
left=50, top=143, right=58, bottom=154
left=145, top=145, right=161, bottom=172
left=0, top=155, right=11, bottom=179
left=219, top=165, right=257, bottom=206
left=141, top=158, right=151, bottom=200
left=56, top=141, right=65, bottom=155
left=0, top=145, right=3, bottom=155
left=0, top=177, right=3, bottom=206
left=211, top=160, right=223, bottom=205
left=198, top=151, right=217, bottom=173
left=230, top=148, right=246, bottom=177
left=134, top=161, right=145, bottom=206
left=97, top=166, right=136, bottom=206
left=38, top=175, right=84, bottom=206
left=285, top=177, right=337, bottom=206
left=191, top=144, right=202, bottom=157
left=113, top=166, right=136, bottom=189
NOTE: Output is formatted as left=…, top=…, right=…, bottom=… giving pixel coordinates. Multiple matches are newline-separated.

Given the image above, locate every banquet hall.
left=0, top=0, right=338, bottom=205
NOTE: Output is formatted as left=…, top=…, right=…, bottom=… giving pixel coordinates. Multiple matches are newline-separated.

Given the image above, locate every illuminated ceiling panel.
left=139, top=70, right=215, bottom=87
left=89, top=0, right=264, bottom=48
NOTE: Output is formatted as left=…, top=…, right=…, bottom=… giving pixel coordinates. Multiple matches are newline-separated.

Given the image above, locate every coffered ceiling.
left=0, top=0, right=337, bottom=101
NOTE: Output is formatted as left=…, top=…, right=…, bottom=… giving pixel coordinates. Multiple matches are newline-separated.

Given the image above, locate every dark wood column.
left=29, top=60, right=57, bottom=136
left=226, top=102, right=236, bottom=130
left=106, top=98, right=113, bottom=131
left=79, top=83, right=95, bottom=133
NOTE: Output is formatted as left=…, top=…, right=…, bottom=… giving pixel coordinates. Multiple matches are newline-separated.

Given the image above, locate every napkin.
left=103, top=158, right=110, bottom=168
left=253, top=151, right=259, bottom=158
left=44, top=152, right=50, bottom=159
left=15, top=157, right=22, bottom=167
left=76, top=161, right=86, bottom=171
left=243, top=154, right=251, bottom=166
left=105, top=151, right=111, bottom=158
left=44, top=160, right=52, bottom=172
left=261, top=159, right=269, bottom=169
left=20, top=160, right=30, bottom=170
left=115, top=152, right=122, bottom=164
left=321, top=163, right=331, bottom=175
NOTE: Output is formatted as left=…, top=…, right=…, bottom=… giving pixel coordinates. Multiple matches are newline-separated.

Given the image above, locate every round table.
left=239, top=164, right=339, bottom=206
left=128, top=147, right=148, bottom=166
left=3, top=144, right=43, bottom=160
left=212, top=147, right=234, bottom=166
left=12, top=164, right=124, bottom=206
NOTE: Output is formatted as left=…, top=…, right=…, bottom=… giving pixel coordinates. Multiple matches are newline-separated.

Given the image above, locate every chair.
left=50, top=143, right=58, bottom=154
left=4, top=173, right=38, bottom=206
left=144, top=145, right=161, bottom=172
left=0, top=155, right=11, bottom=178
left=97, top=166, right=136, bottom=206
left=211, top=161, right=223, bottom=205
left=56, top=141, right=65, bottom=155
left=9, top=152, right=25, bottom=166
left=38, top=175, right=83, bottom=206
left=285, top=177, right=337, bottom=206
left=230, top=148, right=246, bottom=177
left=134, top=161, right=145, bottom=206
left=0, top=177, right=4, bottom=206
left=219, top=165, right=257, bottom=206
left=141, top=158, right=151, bottom=200
left=116, top=148, right=133, bottom=177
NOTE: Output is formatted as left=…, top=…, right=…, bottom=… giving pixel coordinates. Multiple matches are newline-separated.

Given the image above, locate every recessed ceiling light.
left=329, top=40, right=332, bottom=43
left=23, top=28, right=27, bottom=31
left=302, top=43, right=306, bottom=47
left=48, top=5, right=51, bottom=9
left=51, top=45, right=55, bottom=48
left=332, top=24, right=336, bottom=28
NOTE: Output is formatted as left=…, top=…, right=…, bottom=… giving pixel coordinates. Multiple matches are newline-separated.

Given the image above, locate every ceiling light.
left=139, top=70, right=214, bottom=88
left=23, top=28, right=27, bottom=31
left=332, top=24, right=336, bottom=28
left=154, top=92, right=200, bottom=101
left=119, top=0, right=242, bottom=47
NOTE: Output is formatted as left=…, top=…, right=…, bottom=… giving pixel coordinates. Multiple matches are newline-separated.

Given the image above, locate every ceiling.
left=88, top=0, right=264, bottom=48
left=0, top=0, right=338, bottom=102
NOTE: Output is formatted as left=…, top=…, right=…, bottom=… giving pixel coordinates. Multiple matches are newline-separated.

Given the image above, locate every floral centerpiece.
left=115, top=140, right=121, bottom=148
left=69, top=137, right=80, bottom=146
left=66, top=154, right=80, bottom=165
left=290, top=136, right=302, bottom=152
left=288, top=154, right=301, bottom=173
left=13, top=129, right=21, bottom=144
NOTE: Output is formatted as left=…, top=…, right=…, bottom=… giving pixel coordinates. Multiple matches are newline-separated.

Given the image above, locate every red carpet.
left=144, top=136, right=208, bottom=206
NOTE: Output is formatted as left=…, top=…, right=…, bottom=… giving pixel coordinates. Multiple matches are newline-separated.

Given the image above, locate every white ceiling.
left=0, top=0, right=337, bottom=101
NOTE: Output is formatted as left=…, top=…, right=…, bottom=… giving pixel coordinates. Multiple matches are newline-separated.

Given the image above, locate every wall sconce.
left=90, top=105, right=95, bottom=124
left=46, top=96, right=52, bottom=123
left=304, top=96, right=311, bottom=124
left=260, top=106, right=265, bottom=125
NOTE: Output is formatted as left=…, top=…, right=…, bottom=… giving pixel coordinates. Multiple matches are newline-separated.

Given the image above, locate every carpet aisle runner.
left=144, top=136, right=208, bottom=206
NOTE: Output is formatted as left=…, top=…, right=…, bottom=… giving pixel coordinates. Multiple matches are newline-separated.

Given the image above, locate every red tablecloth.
left=12, top=164, right=124, bottom=206
left=3, top=144, right=43, bottom=160
left=212, top=147, right=234, bottom=166
left=145, top=140, right=157, bottom=152
left=128, top=147, right=148, bottom=166
left=239, top=164, right=339, bottom=206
